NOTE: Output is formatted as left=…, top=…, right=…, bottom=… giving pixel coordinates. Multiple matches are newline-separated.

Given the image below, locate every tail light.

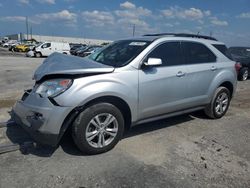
left=235, top=62, right=242, bottom=74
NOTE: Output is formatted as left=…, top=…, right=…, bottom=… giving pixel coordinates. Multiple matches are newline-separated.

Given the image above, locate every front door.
left=138, top=41, right=190, bottom=120
left=41, top=43, right=52, bottom=56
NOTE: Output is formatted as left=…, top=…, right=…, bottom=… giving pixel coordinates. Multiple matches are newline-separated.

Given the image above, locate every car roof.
left=121, top=33, right=225, bottom=45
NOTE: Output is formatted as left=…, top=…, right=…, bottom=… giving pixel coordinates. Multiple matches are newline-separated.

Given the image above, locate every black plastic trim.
left=144, top=33, right=217, bottom=41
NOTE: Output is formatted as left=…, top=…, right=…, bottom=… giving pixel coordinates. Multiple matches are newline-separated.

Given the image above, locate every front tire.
left=204, top=87, right=231, bottom=119
left=72, top=103, right=124, bottom=155
left=36, top=52, right=42, bottom=58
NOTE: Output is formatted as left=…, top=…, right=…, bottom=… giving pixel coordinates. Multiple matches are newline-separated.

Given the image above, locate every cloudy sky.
left=0, top=0, right=249, bottom=46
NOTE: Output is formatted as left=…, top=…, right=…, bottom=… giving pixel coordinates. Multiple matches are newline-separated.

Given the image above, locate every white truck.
left=34, top=42, right=70, bottom=57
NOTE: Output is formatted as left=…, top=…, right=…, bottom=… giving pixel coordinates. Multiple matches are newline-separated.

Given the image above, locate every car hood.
left=33, top=52, right=114, bottom=81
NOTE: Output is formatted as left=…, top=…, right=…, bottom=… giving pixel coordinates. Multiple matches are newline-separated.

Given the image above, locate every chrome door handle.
left=211, top=66, right=217, bottom=71
left=176, top=71, right=185, bottom=77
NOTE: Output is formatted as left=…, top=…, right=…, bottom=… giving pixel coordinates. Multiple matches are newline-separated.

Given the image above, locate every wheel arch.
left=36, top=51, right=42, bottom=57
left=219, top=81, right=234, bottom=98
left=57, top=95, right=132, bottom=144
left=83, top=96, right=132, bottom=130
left=208, top=69, right=237, bottom=102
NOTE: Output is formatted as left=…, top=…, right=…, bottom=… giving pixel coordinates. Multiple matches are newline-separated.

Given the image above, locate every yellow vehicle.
left=14, top=44, right=30, bottom=52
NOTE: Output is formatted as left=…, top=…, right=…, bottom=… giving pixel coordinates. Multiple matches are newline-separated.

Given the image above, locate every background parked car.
left=229, top=47, right=250, bottom=81
left=34, top=42, right=70, bottom=57
left=2, top=40, right=17, bottom=48
left=70, top=43, right=85, bottom=49
left=1, top=37, right=9, bottom=44
left=26, top=43, right=42, bottom=57
left=70, top=44, right=86, bottom=55
left=73, top=46, right=89, bottom=56
left=14, top=44, right=33, bottom=52
left=8, top=42, right=21, bottom=52
left=77, top=45, right=102, bottom=57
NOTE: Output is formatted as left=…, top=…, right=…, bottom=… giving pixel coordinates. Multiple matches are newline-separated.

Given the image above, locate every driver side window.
left=147, top=42, right=183, bottom=66
left=42, top=43, right=51, bottom=48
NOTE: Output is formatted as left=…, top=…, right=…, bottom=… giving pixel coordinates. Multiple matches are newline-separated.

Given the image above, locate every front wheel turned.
left=35, top=52, right=42, bottom=58
left=72, top=103, right=124, bottom=155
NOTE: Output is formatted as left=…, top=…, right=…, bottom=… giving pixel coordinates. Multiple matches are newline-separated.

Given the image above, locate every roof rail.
left=143, top=33, right=217, bottom=41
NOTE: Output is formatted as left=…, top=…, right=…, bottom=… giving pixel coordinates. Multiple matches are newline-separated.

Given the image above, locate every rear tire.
left=204, top=87, right=231, bottom=119
left=72, top=103, right=124, bottom=155
left=238, top=67, right=249, bottom=81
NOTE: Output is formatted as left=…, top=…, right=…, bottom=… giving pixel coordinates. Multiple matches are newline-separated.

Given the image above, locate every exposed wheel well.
left=219, top=81, right=234, bottom=98
left=60, top=96, right=132, bottom=141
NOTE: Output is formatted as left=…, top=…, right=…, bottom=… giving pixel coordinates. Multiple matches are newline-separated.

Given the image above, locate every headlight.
left=35, top=79, right=72, bottom=97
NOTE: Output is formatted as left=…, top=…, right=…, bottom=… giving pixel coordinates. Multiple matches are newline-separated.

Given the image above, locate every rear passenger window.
left=147, top=42, right=184, bottom=66
left=182, top=42, right=216, bottom=64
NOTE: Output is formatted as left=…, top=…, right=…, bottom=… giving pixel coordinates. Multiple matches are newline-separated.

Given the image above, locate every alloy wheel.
left=85, top=113, right=118, bottom=148
left=215, top=92, right=229, bottom=115
left=242, top=70, right=248, bottom=81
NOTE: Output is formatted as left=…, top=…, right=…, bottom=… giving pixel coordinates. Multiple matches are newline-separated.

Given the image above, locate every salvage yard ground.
left=0, top=47, right=249, bottom=187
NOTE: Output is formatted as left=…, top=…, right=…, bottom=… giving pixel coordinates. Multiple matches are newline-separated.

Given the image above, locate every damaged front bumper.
left=12, top=89, right=74, bottom=146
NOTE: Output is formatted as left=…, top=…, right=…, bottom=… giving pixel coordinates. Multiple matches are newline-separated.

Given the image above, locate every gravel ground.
left=0, top=49, right=43, bottom=122
left=0, top=49, right=249, bottom=188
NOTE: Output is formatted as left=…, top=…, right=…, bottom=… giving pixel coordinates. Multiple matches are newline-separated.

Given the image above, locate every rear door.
left=181, top=41, right=217, bottom=105
left=138, top=41, right=190, bottom=120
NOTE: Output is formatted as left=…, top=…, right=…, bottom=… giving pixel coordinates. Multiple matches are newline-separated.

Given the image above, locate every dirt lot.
left=0, top=48, right=249, bottom=188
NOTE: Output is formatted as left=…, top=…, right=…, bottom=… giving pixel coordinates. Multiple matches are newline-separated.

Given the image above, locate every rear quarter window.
left=213, top=44, right=233, bottom=60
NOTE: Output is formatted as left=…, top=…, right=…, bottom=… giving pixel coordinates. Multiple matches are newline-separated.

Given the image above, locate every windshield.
left=88, top=40, right=150, bottom=67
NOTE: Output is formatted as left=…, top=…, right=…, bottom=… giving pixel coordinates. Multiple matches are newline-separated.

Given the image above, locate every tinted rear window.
left=213, top=44, right=233, bottom=60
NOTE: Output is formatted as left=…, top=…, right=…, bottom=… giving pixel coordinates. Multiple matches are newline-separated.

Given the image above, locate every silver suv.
left=13, top=33, right=237, bottom=154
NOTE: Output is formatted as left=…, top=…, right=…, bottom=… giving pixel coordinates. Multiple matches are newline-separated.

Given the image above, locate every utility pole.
left=26, top=16, right=29, bottom=40
left=210, top=31, right=213, bottom=37
left=20, top=32, right=23, bottom=43
left=132, top=24, right=135, bottom=37
left=30, top=25, right=32, bottom=40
